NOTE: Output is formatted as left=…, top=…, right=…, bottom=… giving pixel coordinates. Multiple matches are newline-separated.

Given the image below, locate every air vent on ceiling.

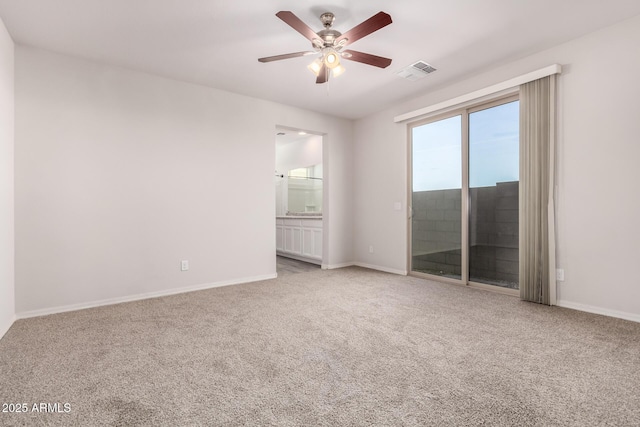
left=276, top=132, right=286, bottom=136
left=396, top=61, right=437, bottom=81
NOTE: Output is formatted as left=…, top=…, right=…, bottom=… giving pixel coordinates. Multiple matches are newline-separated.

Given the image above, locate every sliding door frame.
left=407, top=93, right=519, bottom=297
left=407, top=109, right=465, bottom=287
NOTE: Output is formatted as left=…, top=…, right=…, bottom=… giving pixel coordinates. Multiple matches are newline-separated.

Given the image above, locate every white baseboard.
left=556, top=300, right=640, bottom=323
left=323, top=262, right=355, bottom=270
left=353, top=262, right=408, bottom=276
left=0, top=314, right=16, bottom=341
left=16, top=273, right=277, bottom=320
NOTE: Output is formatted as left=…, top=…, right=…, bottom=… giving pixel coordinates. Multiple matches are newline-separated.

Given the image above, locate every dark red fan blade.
left=276, top=11, right=319, bottom=42
left=341, top=50, right=392, bottom=68
left=316, top=63, right=329, bottom=84
left=335, top=12, right=392, bottom=46
left=258, top=51, right=314, bottom=63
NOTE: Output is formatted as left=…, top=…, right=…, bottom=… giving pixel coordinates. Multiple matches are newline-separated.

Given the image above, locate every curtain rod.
left=393, top=64, right=562, bottom=123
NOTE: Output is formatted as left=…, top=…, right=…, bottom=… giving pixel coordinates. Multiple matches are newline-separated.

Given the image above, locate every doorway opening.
left=275, top=127, right=324, bottom=272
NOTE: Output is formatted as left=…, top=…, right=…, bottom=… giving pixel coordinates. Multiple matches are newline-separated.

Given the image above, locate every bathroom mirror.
left=286, top=164, right=322, bottom=214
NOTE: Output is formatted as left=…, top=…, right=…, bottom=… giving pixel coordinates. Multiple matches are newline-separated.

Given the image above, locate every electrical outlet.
left=556, top=268, right=564, bottom=281
left=369, top=245, right=374, bottom=254
left=181, top=260, right=189, bottom=271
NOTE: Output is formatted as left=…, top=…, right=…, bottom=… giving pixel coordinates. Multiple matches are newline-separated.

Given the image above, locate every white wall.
left=0, top=16, right=14, bottom=339
left=353, top=14, right=640, bottom=320
left=0, top=19, right=16, bottom=338
left=15, top=46, right=353, bottom=315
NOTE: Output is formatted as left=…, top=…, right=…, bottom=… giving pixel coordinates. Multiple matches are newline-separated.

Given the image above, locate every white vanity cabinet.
left=276, top=217, right=322, bottom=265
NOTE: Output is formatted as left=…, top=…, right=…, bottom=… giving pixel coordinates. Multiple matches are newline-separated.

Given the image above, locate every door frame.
left=275, top=125, right=327, bottom=267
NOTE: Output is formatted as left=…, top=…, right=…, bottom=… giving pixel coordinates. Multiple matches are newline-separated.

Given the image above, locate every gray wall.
left=412, top=182, right=518, bottom=287
left=412, top=189, right=462, bottom=276
left=469, top=182, right=518, bottom=286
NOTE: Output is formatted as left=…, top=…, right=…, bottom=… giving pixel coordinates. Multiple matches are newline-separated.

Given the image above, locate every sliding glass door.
left=410, top=96, right=519, bottom=291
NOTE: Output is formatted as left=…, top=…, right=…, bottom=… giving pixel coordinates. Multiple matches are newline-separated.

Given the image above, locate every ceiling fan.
left=258, top=11, right=393, bottom=84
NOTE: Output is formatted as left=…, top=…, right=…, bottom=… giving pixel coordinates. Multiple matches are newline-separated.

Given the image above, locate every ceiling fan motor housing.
left=316, top=28, right=341, bottom=47
left=316, top=13, right=342, bottom=47
left=320, top=12, right=335, bottom=28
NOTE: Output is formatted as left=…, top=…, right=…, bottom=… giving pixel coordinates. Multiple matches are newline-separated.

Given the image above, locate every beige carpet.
left=1, top=267, right=639, bottom=426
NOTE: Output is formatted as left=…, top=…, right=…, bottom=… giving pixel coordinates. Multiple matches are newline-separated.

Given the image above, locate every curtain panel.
left=519, top=76, right=557, bottom=305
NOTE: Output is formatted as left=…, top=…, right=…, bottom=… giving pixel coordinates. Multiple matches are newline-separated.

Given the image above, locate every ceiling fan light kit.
left=324, top=49, right=339, bottom=69
left=258, top=10, right=393, bottom=84
left=331, top=64, right=346, bottom=78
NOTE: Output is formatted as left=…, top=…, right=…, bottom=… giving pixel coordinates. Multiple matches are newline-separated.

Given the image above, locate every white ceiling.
left=1, top=1, right=639, bottom=119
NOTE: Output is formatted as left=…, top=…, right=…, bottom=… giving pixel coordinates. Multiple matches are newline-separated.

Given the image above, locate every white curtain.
left=519, top=76, right=557, bottom=305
